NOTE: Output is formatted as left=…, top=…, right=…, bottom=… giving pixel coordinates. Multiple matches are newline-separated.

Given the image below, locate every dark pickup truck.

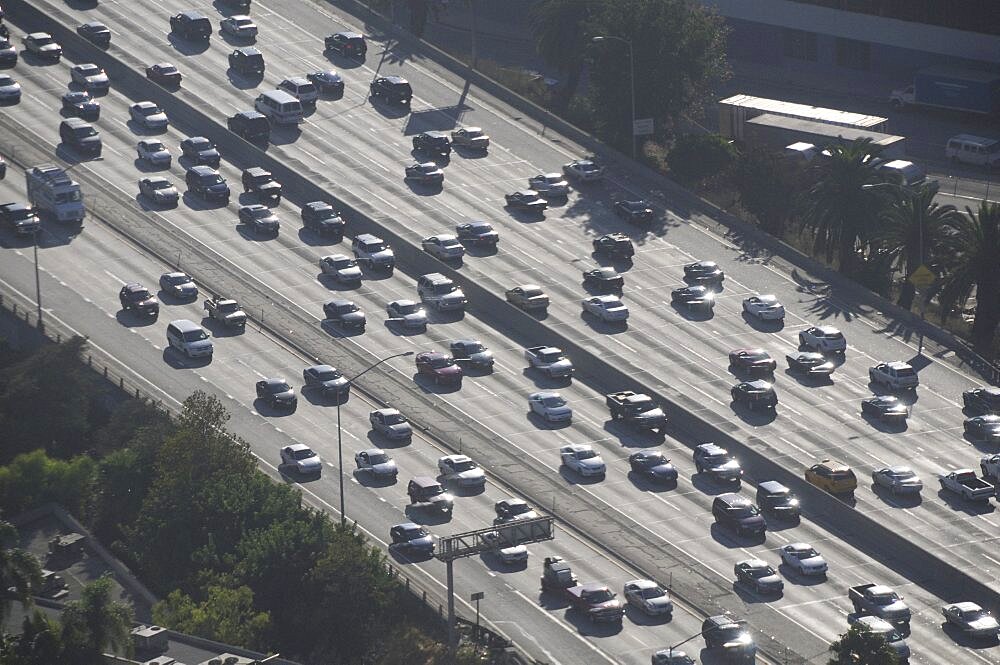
left=606, top=391, right=667, bottom=430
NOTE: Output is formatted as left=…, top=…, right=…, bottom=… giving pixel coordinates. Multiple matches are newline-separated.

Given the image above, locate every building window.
left=835, top=37, right=871, bottom=70
left=783, top=29, right=818, bottom=61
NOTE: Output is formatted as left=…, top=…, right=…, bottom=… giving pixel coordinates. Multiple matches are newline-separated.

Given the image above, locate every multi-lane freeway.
left=1, top=0, right=999, bottom=663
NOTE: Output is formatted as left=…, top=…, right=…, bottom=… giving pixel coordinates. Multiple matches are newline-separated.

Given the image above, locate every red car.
left=416, top=351, right=463, bottom=385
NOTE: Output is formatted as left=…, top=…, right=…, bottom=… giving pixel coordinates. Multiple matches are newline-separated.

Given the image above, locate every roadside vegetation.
left=0, top=339, right=481, bottom=664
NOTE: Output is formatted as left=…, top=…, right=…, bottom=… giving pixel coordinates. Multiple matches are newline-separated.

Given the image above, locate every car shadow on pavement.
left=729, top=403, right=778, bottom=425
left=782, top=367, right=835, bottom=388
left=358, top=266, right=394, bottom=281
left=624, top=606, right=672, bottom=626
left=365, top=431, right=410, bottom=449
left=709, top=524, right=764, bottom=549
left=182, top=191, right=227, bottom=211
left=352, top=470, right=397, bottom=489
left=451, top=145, right=488, bottom=160
left=860, top=412, right=909, bottom=433
left=870, top=483, right=923, bottom=508
left=692, top=475, right=741, bottom=497
left=402, top=506, right=452, bottom=526
left=940, top=622, right=1000, bottom=649
left=115, top=310, right=157, bottom=328
left=537, top=590, right=571, bottom=611
left=741, top=311, right=785, bottom=332
left=253, top=397, right=296, bottom=417
left=412, top=375, right=462, bottom=394
left=296, top=228, right=340, bottom=248
left=441, top=480, right=485, bottom=498
left=316, top=274, right=360, bottom=292
left=300, top=388, right=348, bottom=408
left=777, top=564, right=828, bottom=587
left=387, top=546, right=432, bottom=565
left=626, top=472, right=678, bottom=494
left=167, top=34, right=210, bottom=56
left=133, top=157, right=169, bottom=173
left=426, top=308, right=464, bottom=324
left=503, top=208, right=547, bottom=224
left=266, top=125, right=302, bottom=147
left=520, top=368, right=572, bottom=389
left=578, top=313, right=629, bottom=334
left=478, top=552, right=529, bottom=574
left=200, top=316, right=245, bottom=338
left=526, top=411, right=571, bottom=430
left=962, top=431, right=1000, bottom=453
left=732, top=582, right=783, bottom=605
left=235, top=225, right=279, bottom=243
left=276, top=464, right=320, bottom=483
left=160, top=348, right=210, bottom=370
left=557, top=468, right=604, bottom=486
left=670, top=303, right=715, bottom=321
left=563, top=611, right=623, bottom=637
left=601, top=422, right=664, bottom=447
left=590, top=252, right=634, bottom=272
left=936, top=488, right=996, bottom=516
left=320, top=320, right=365, bottom=338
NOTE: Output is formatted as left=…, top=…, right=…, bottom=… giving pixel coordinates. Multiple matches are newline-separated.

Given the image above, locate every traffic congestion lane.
left=2, top=182, right=986, bottom=665
left=0, top=191, right=740, bottom=665
left=11, top=2, right=1000, bottom=660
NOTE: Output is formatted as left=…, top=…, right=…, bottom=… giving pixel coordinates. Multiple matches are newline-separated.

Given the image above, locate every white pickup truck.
left=938, top=469, right=995, bottom=502
left=524, top=346, right=574, bottom=379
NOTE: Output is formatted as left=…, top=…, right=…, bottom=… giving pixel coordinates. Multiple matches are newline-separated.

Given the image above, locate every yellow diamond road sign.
left=909, top=264, right=935, bottom=290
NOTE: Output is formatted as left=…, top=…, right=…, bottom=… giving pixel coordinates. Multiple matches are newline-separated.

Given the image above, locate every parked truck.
left=203, top=295, right=247, bottom=329
left=849, top=584, right=912, bottom=630
left=606, top=391, right=667, bottom=430
left=26, top=165, right=84, bottom=224
left=938, top=469, right=995, bottom=502
left=890, top=67, right=1000, bottom=115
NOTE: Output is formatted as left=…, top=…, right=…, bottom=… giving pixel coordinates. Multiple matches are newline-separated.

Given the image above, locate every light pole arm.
left=348, top=350, right=415, bottom=384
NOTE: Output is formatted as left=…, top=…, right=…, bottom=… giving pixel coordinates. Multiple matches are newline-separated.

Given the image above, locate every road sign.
left=633, top=118, right=654, bottom=136
left=471, top=591, right=484, bottom=601
left=909, top=264, right=935, bottom=290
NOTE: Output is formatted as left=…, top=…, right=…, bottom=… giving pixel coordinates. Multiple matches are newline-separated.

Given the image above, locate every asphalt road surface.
left=1, top=1, right=999, bottom=663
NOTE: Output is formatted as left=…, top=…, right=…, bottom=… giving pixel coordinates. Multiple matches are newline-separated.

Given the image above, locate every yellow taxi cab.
left=805, top=459, right=857, bottom=494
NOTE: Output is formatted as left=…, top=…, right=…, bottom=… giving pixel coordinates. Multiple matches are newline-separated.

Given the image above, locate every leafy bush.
left=668, top=133, right=735, bottom=185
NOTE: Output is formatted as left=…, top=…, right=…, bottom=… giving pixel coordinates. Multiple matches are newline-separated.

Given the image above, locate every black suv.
left=119, top=283, right=159, bottom=318
left=711, top=494, right=766, bottom=537
left=229, top=47, right=265, bottom=77
left=370, top=75, right=412, bottom=106
left=325, top=31, right=366, bottom=57
left=169, top=11, right=212, bottom=41
left=228, top=111, right=269, bottom=143
left=702, top=614, right=756, bottom=662
left=185, top=166, right=230, bottom=203
left=407, top=477, right=453, bottom=514
left=301, top=201, right=345, bottom=238
left=756, top=480, right=800, bottom=520
left=59, top=118, right=102, bottom=157
left=241, top=167, right=282, bottom=205
left=412, top=131, right=451, bottom=157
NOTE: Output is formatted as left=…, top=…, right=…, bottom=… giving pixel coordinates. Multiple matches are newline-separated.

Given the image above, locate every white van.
left=166, top=319, right=213, bottom=358
left=876, top=159, right=927, bottom=187
left=254, top=90, right=304, bottom=125
left=278, top=77, right=319, bottom=106
left=946, top=134, right=1000, bottom=167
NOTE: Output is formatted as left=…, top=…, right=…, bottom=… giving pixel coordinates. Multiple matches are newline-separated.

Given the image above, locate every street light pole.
left=336, top=350, right=414, bottom=526
left=591, top=35, right=636, bottom=160
left=33, top=231, right=43, bottom=331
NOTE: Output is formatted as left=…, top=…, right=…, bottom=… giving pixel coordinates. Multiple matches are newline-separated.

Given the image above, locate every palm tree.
left=829, top=622, right=899, bottom=664
left=0, top=520, right=43, bottom=624
left=529, top=0, right=601, bottom=109
left=800, top=139, right=890, bottom=272
left=873, top=180, right=958, bottom=310
left=60, top=576, right=133, bottom=665
left=936, top=200, right=1000, bottom=353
